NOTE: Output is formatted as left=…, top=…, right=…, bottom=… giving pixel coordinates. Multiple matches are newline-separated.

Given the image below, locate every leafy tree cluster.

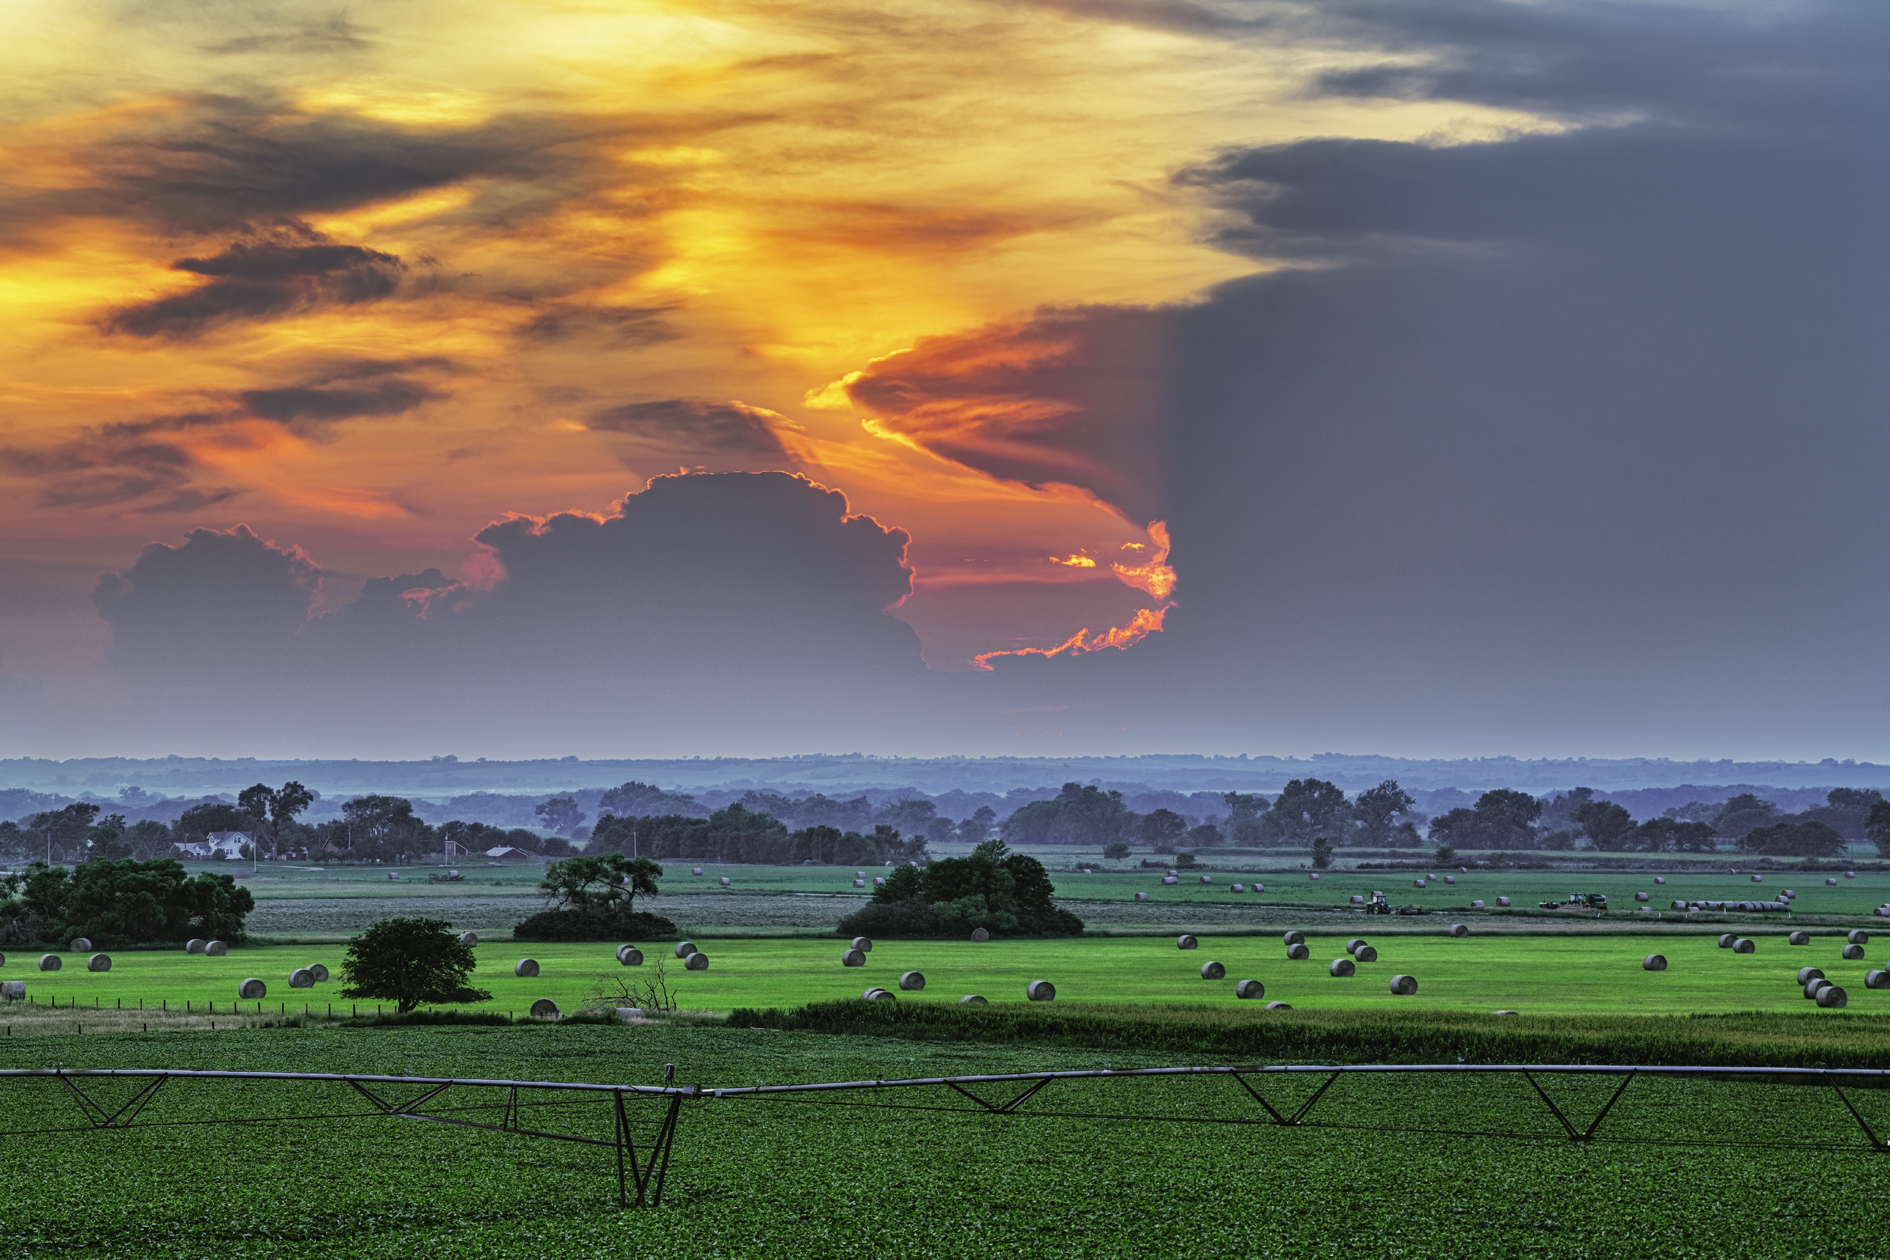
left=1428, top=789, right=1543, bottom=850
left=1737, top=819, right=1846, bottom=858
left=1000, top=784, right=1136, bottom=847
left=0, top=858, right=254, bottom=947
left=513, top=854, right=677, bottom=941
left=836, top=840, right=1084, bottom=939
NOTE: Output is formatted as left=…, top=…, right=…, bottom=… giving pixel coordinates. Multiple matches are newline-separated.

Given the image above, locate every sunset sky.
left=4, top=1, right=1887, bottom=761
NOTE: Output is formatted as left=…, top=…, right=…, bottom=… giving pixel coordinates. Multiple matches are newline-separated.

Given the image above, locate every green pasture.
left=6, top=1021, right=1890, bottom=1258
left=9, top=930, right=1888, bottom=1019
left=203, top=860, right=1890, bottom=931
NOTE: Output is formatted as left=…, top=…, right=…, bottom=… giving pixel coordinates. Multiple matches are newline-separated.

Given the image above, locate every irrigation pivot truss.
left=0, top=1068, right=692, bottom=1208
left=4, top=1062, right=1885, bottom=1210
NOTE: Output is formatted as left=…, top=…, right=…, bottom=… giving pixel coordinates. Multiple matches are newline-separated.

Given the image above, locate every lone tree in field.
left=339, top=918, right=491, bottom=1014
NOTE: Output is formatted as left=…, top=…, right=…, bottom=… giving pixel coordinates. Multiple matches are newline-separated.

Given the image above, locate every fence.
left=4, top=1061, right=1886, bottom=1209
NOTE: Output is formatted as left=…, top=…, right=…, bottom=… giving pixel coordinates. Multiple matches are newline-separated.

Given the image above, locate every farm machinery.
left=1539, top=892, right=1609, bottom=911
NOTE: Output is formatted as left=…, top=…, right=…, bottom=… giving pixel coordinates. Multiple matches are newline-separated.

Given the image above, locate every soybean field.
left=4, top=1020, right=1889, bottom=1259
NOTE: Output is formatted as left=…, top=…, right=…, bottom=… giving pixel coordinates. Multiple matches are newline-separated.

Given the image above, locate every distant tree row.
left=587, top=804, right=929, bottom=865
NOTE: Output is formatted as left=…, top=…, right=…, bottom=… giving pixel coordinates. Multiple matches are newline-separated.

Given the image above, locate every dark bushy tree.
left=836, top=840, right=1083, bottom=939
left=1738, top=820, right=1844, bottom=858
left=339, top=918, right=492, bottom=1014
left=1570, top=799, right=1633, bottom=850
left=1869, top=799, right=1890, bottom=859
left=514, top=854, right=677, bottom=941
left=1351, top=780, right=1415, bottom=847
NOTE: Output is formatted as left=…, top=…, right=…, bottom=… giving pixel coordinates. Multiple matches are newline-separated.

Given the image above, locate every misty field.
left=5, top=1020, right=1889, bottom=1259
left=8, top=930, right=1887, bottom=1023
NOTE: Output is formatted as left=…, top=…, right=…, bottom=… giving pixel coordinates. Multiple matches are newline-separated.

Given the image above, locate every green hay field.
left=9, top=930, right=1887, bottom=1021
left=6, top=1021, right=1890, bottom=1259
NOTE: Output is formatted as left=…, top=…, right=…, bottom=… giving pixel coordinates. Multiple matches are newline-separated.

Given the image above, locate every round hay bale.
left=514, top=958, right=540, bottom=977
left=1497, top=896, right=1511, bottom=907
left=1641, top=954, right=1667, bottom=971
left=1232, top=883, right=1245, bottom=893
left=1199, top=960, right=1225, bottom=980
left=971, top=927, right=991, bottom=942
left=1655, top=876, right=1666, bottom=884
left=1717, top=933, right=1737, bottom=948
left=308, top=963, right=329, bottom=982
left=1848, top=930, right=1869, bottom=945
left=0, top=980, right=22, bottom=1000
left=853, top=879, right=866, bottom=888
left=1842, top=944, right=1866, bottom=960
left=842, top=949, right=866, bottom=966
left=692, top=867, right=702, bottom=875
left=1783, top=889, right=1796, bottom=898
left=1846, top=871, right=1857, bottom=878
left=1161, top=876, right=1179, bottom=885
left=1732, top=938, right=1756, bottom=953
left=86, top=953, right=111, bottom=972
left=1177, top=934, right=1199, bottom=949
left=1200, top=874, right=1212, bottom=884
left=1805, top=977, right=1833, bottom=999
left=958, top=994, right=988, bottom=1004
left=1281, top=931, right=1305, bottom=946
left=458, top=932, right=478, bottom=948
left=38, top=954, right=61, bottom=971
left=1354, top=944, right=1378, bottom=962
left=1816, top=985, right=1848, bottom=1009
left=1672, top=900, right=1688, bottom=910
left=70, top=937, right=92, bottom=952
left=1788, top=931, right=1809, bottom=946
left=1494, top=1009, right=1519, bottom=1016
left=1449, top=923, right=1469, bottom=938
left=1389, top=974, right=1418, bottom=996
left=1350, top=895, right=1364, bottom=905
left=1309, top=873, right=1320, bottom=881
left=1345, top=938, right=1367, bottom=955
left=205, top=941, right=227, bottom=956
left=1798, top=967, right=1826, bottom=984
left=1135, top=891, right=1150, bottom=901
left=719, top=876, right=731, bottom=886
left=1264, top=1000, right=1292, bottom=1010
left=618, top=946, right=644, bottom=966
left=1329, top=958, right=1356, bottom=977
left=851, top=937, right=873, bottom=952
left=1444, top=876, right=1455, bottom=885
left=1635, top=892, right=1650, bottom=902
left=675, top=941, right=698, bottom=959
left=1472, top=899, right=1487, bottom=909
left=530, top=998, right=559, bottom=1019
left=862, top=987, right=895, bottom=1001
left=1235, top=979, right=1265, bottom=999
left=1414, top=879, right=1426, bottom=888
left=1025, top=979, right=1056, bottom=1002
left=1254, top=884, right=1265, bottom=892
left=1752, top=874, right=1764, bottom=883
left=898, top=970, right=925, bottom=991
left=237, top=978, right=266, bottom=1000
left=684, top=951, right=709, bottom=970
left=1865, top=970, right=1889, bottom=990
left=1286, top=943, right=1310, bottom=960
left=185, top=939, right=206, bottom=954
left=289, top=968, right=314, bottom=988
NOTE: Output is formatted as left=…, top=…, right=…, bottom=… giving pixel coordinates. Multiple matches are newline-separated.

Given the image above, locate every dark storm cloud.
left=93, top=525, right=321, bottom=674
left=102, top=225, right=406, bottom=339
left=516, top=304, right=676, bottom=344
left=0, top=417, right=227, bottom=511
left=586, top=398, right=796, bottom=459
left=96, top=474, right=928, bottom=746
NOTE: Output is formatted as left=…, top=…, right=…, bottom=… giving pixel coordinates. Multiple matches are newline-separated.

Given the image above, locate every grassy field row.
left=4, top=1021, right=1889, bottom=1258
left=8, top=932, right=1888, bottom=1019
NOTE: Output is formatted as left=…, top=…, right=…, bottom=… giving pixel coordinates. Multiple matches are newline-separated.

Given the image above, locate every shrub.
left=512, top=908, right=679, bottom=941
left=835, top=840, right=1083, bottom=939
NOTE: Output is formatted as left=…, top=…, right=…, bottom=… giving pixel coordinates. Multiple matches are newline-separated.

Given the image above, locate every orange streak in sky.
left=972, top=603, right=1171, bottom=670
